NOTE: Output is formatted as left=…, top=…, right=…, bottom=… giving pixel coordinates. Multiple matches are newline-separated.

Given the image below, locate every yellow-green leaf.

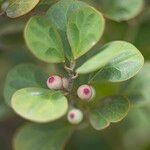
left=11, top=87, right=68, bottom=123
left=6, top=0, right=40, bottom=18
left=76, top=41, right=144, bottom=82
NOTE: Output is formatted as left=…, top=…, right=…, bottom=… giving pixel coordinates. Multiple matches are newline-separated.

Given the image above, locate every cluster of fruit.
left=47, top=75, right=95, bottom=125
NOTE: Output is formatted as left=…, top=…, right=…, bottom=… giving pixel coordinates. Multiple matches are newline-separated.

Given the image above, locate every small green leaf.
left=24, top=16, right=65, bottom=63
left=4, top=64, right=47, bottom=106
left=14, top=122, right=72, bottom=150
left=98, top=0, right=144, bottom=21
left=120, top=62, right=150, bottom=107
left=89, top=95, right=130, bottom=130
left=6, top=0, right=40, bottom=18
left=76, top=41, right=144, bottom=82
left=67, top=6, right=105, bottom=59
left=11, top=87, right=68, bottom=123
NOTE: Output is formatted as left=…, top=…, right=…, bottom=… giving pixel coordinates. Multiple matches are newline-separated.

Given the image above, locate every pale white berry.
left=62, top=77, right=69, bottom=90
left=77, top=85, right=93, bottom=101
left=67, top=108, right=83, bottom=124
left=47, top=75, right=63, bottom=90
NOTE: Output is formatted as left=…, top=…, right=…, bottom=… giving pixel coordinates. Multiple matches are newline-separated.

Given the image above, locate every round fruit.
left=47, top=75, right=63, bottom=90
left=77, top=84, right=95, bottom=101
left=67, top=108, right=83, bottom=124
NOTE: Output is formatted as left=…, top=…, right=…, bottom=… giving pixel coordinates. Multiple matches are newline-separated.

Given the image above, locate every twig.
left=64, top=61, right=77, bottom=106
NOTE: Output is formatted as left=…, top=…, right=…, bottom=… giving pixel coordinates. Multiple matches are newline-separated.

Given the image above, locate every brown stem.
left=64, top=61, right=77, bottom=106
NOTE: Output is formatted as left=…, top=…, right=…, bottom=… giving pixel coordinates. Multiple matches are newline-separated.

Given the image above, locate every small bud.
left=67, top=108, right=83, bottom=124
left=77, top=85, right=95, bottom=101
left=47, top=75, right=63, bottom=90
left=62, top=77, right=69, bottom=90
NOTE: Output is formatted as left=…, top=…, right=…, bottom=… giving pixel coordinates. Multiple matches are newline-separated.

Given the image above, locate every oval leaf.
left=6, top=0, right=40, bottom=18
left=24, top=16, right=65, bottom=63
left=120, top=62, right=150, bottom=107
left=4, top=64, right=47, bottom=106
left=14, top=122, right=72, bottom=150
left=46, top=0, right=87, bottom=32
left=98, top=0, right=144, bottom=21
left=11, top=87, right=68, bottom=123
left=99, top=96, right=130, bottom=122
left=89, top=111, right=110, bottom=130
left=46, top=0, right=88, bottom=60
left=67, top=7, right=105, bottom=59
left=89, top=95, right=130, bottom=130
left=76, top=41, right=144, bottom=82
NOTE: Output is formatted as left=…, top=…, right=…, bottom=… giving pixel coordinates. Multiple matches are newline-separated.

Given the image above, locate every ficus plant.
left=1, top=0, right=149, bottom=149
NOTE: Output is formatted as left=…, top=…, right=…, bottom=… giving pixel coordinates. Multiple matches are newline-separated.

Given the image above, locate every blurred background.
left=0, top=0, right=150, bottom=150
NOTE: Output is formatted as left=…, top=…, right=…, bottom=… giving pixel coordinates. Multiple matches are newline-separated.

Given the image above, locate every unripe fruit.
left=62, top=77, right=69, bottom=90
left=77, top=85, right=95, bottom=101
left=67, top=108, right=83, bottom=124
left=47, top=75, right=63, bottom=90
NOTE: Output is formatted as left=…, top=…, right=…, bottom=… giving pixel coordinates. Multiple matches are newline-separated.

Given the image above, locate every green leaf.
left=99, top=96, right=130, bottom=122
left=24, top=16, right=65, bottom=63
left=14, top=122, right=72, bottom=150
left=4, top=64, right=47, bottom=106
left=89, top=95, right=130, bottom=130
left=67, top=7, right=105, bottom=59
left=98, top=0, right=144, bottom=21
left=46, top=0, right=87, bottom=32
left=11, top=87, right=68, bottom=123
left=76, top=41, right=144, bottom=82
left=6, top=0, right=40, bottom=18
left=120, top=62, right=150, bottom=107
left=89, top=111, right=109, bottom=130
left=46, top=0, right=88, bottom=60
